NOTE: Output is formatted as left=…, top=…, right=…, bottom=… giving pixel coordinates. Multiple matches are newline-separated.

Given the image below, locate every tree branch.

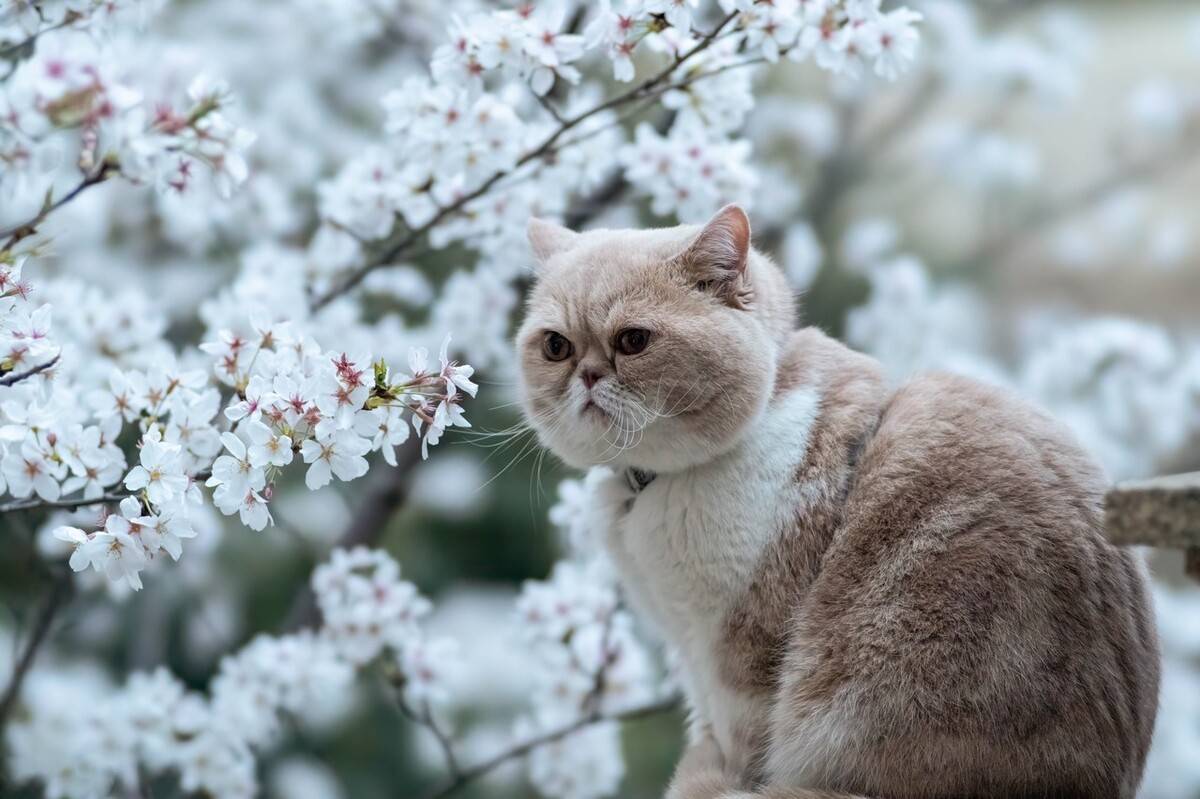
left=391, top=687, right=462, bottom=780
left=417, top=694, right=681, bottom=799
left=1, top=163, right=115, bottom=249
left=0, top=570, right=74, bottom=732
left=0, top=354, right=59, bottom=387
left=0, top=13, right=81, bottom=80
left=969, top=134, right=1200, bottom=267
left=311, top=12, right=740, bottom=310
left=282, top=445, right=422, bottom=630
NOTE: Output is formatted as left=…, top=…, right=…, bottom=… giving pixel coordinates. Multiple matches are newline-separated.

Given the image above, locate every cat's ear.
left=676, top=204, right=752, bottom=304
left=527, top=217, right=580, bottom=268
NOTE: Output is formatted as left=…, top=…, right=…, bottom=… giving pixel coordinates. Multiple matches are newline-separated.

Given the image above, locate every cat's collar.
left=624, top=467, right=657, bottom=494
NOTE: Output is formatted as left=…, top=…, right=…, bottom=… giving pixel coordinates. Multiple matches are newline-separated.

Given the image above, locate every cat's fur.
left=516, top=206, right=1160, bottom=799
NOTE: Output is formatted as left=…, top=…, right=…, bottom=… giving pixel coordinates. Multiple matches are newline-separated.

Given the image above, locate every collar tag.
left=624, top=467, right=657, bottom=493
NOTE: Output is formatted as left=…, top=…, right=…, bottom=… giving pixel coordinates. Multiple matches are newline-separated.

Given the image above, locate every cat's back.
left=857, top=369, right=1108, bottom=532
left=775, top=368, right=1160, bottom=798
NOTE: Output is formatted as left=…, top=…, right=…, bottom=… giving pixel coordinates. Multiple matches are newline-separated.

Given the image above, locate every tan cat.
left=515, top=205, right=1160, bottom=799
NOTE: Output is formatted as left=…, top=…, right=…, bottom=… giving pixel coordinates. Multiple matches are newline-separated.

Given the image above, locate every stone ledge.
left=1105, top=471, right=1200, bottom=548
left=1105, top=472, right=1200, bottom=579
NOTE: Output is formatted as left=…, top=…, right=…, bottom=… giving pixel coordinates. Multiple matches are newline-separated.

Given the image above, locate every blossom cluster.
left=40, top=326, right=475, bottom=590
left=620, top=117, right=756, bottom=219
left=1, top=27, right=254, bottom=217
left=842, top=239, right=1200, bottom=482
left=586, top=0, right=921, bottom=82
left=313, top=547, right=460, bottom=709
left=7, top=547, right=449, bottom=799
left=511, top=473, right=660, bottom=799
left=0, top=264, right=125, bottom=510
left=317, top=0, right=922, bottom=278
left=4, top=238, right=476, bottom=596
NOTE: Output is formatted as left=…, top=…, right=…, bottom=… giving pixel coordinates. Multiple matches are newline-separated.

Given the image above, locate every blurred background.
left=2, top=0, right=1200, bottom=797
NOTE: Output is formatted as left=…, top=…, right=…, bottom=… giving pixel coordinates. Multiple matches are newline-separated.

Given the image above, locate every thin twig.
left=0, top=571, right=73, bottom=732
left=534, top=90, right=566, bottom=125
left=1, top=162, right=114, bottom=248
left=392, top=687, right=462, bottom=779
left=401, top=598, right=662, bottom=799
left=311, top=12, right=740, bottom=310
left=0, top=14, right=77, bottom=62
left=564, top=173, right=629, bottom=230
left=0, top=354, right=59, bottom=386
left=581, top=605, right=617, bottom=716
left=855, top=72, right=942, bottom=155
left=969, top=135, right=1200, bottom=267
left=282, top=445, right=422, bottom=630
left=418, top=694, right=681, bottom=799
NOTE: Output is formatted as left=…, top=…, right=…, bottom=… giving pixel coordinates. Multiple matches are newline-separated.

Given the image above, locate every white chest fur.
left=604, top=387, right=822, bottom=751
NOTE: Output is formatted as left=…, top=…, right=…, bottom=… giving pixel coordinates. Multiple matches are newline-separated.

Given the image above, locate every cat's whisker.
left=477, top=419, right=556, bottom=490
left=474, top=404, right=564, bottom=463
left=457, top=420, right=534, bottom=442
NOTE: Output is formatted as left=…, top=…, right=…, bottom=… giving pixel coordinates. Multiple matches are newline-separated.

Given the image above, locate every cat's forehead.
left=568, top=225, right=699, bottom=264
left=536, top=225, right=697, bottom=290
left=527, top=226, right=698, bottom=328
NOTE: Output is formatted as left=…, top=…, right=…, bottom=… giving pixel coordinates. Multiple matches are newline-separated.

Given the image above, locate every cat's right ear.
left=527, top=217, right=580, bottom=270
left=674, top=204, right=753, bottom=308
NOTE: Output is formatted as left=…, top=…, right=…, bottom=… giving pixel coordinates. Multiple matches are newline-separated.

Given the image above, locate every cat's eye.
left=616, top=328, right=651, bottom=356
left=542, top=331, right=573, bottom=362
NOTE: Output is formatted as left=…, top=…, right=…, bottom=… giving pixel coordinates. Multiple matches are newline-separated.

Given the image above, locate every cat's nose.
left=580, top=368, right=602, bottom=389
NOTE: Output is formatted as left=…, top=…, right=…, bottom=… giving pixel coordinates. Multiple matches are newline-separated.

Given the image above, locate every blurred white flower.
left=781, top=222, right=823, bottom=290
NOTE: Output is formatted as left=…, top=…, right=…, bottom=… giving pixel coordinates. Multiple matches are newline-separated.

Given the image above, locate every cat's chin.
left=542, top=423, right=747, bottom=475
left=613, top=432, right=743, bottom=474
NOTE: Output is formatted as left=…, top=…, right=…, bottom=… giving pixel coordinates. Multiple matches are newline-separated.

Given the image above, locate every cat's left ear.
left=676, top=204, right=752, bottom=305
left=527, top=217, right=580, bottom=269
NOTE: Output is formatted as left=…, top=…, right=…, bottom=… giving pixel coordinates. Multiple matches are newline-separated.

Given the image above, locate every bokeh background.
left=2, top=1, right=1200, bottom=797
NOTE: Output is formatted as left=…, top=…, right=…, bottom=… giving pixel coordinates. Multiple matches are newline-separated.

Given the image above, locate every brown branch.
left=417, top=694, right=681, bottom=799
left=282, top=444, right=423, bottom=630
left=534, top=90, right=566, bottom=125
left=969, top=135, right=1200, bottom=268
left=854, top=72, right=942, bottom=155
left=400, top=599, right=659, bottom=799
left=0, top=571, right=74, bottom=732
left=391, top=686, right=462, bottom=779
left=1, top=162, right=114, bottom=249
left=564, top=173, right=628, bottom=230
left=0, top=13, right=79, bottom=65
left=311, top=12, right=740, bottom=311
left=0, top=354, right=59, bottom=386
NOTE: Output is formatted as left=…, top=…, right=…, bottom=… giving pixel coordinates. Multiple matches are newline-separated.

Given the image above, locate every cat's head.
left=515, top=205, right=795, bottom=473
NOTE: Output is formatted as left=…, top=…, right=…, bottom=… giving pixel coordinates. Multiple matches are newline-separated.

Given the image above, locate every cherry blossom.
left=2, top=440, right=63, bottom=501
left=6, top=3, right=1200, bottom=799
left=123, top=436, right=189, bottom=506
left=299, top=428, right=371, bottom=490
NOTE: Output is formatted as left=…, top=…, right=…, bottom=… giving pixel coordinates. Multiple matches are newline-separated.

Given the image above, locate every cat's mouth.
left=581, top=399, right=610, bottom=419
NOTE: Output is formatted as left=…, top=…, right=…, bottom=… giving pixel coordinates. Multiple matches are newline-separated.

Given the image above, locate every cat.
left=515, top=204, right=1160, bottom=799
